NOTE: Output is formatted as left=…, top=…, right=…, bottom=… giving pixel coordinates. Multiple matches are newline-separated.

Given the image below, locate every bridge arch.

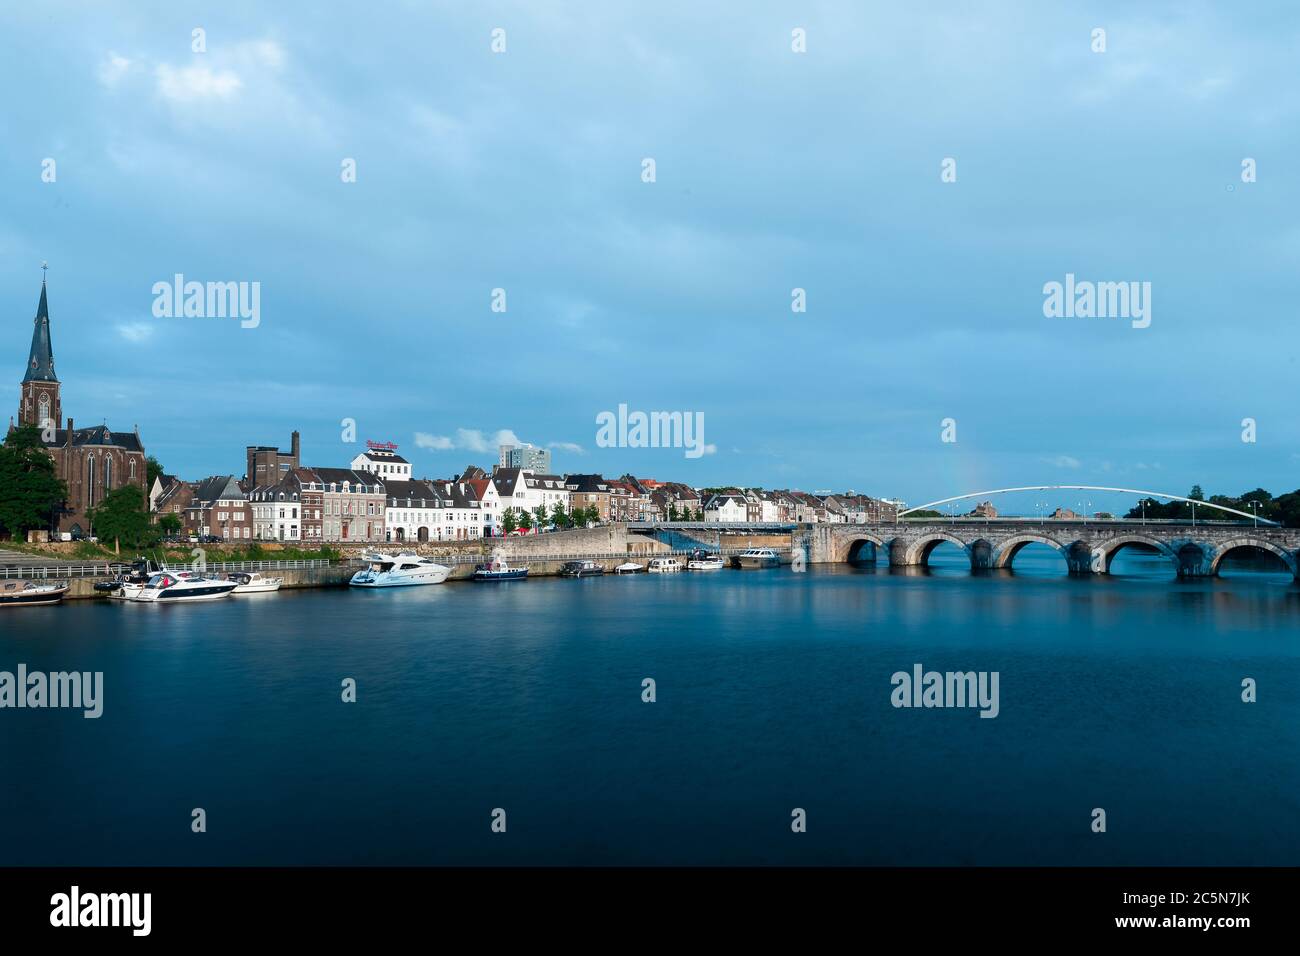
left=992, top=533, right=1067, bottom=569
left=1208, top=538, right=1297, bottom=577
left=904, top=532, right=971, bottom=567
left=1092, top=535, right=1178, bottom=574
left=844, top=532, right=888, bottom=564
left=900, top=485, right=1280, bottom=525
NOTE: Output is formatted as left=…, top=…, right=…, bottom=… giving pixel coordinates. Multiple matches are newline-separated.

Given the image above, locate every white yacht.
left=228, top=571, right=283, bottom=594
left=648, top=556, right=684, bottom=573
left=614, top=561, right=645, bottom=574
left=730, top=548, right=780, bottom=569
left=349, top=553, right=451, bottom=588
left=133, top=571, right=238, bottom=602
left=687, top=551, right=725, bottom=570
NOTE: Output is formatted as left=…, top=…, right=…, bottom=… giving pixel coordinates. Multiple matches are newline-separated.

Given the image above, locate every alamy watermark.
left=891, top=663, right=999, bottom=718
left=596, top=404, right=709, bottom=459
left=0, top=664, right=103, bottom=718
left=152, top=274, right=260, bottom=328
left=1042, top=273, right=1150, bottom=329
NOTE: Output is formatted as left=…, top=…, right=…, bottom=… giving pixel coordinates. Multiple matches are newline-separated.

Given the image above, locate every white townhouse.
left=703, top=493, right=749, bottom=523
left=350, top=447, right=411, bottom=481
left=492, top=468, right=571, bottom=526
left=384, top=479, right=483, bottom=543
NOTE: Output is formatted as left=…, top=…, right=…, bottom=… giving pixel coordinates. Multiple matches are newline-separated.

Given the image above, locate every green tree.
left=501, top=507, right=518, bottom=534
left=146, top=455, right=164, bottom=489
left=532, top=505, right=548, bottom=530
left=158, top=512, right=182, bottom=537
left=550, top=501, right=569, bottom=529
left=1188, top=485, right=1205, bottom=501
left=88, top=485, right=154, bottom=552
left=0, top=424, right=67, bottom=539
left=518, top=509, right=534, bottom=532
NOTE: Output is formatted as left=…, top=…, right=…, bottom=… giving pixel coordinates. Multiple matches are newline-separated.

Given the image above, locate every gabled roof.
left=190, top=475, right=245, bottom=505
left=39, top=424, right=144, bottom=452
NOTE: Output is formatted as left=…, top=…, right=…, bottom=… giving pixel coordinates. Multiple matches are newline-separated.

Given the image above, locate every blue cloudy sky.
left=2, top=1, right=1297, bottom=512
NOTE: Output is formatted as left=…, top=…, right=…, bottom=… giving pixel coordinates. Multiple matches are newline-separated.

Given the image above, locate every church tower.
left=19, top=274, right=61, bottom=430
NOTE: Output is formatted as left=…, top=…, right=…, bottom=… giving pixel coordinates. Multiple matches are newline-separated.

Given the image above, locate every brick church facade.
left=11, top=278, right=148, bottom=536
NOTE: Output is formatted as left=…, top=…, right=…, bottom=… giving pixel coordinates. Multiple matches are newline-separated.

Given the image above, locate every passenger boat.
left=614, top=561, right=645, bottom=574
left=132, top=571, right=238, bottom=602
left=686, top=549, right=724, bottom=571
left=227, top=571, right=283, bottom=594
left=560, top=560, right=604, bottom=578
left=0, top=579, right=69, bottom=607
left=648, top=556, right=683, bottom=573
left=730, top=547, right=781, bottom=569
left=473, top=556, right=528, bottom=581
left=349, top=552, right=451, bottom=588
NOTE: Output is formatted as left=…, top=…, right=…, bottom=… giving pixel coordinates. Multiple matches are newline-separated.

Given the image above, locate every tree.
left=518, top=509, right=534, bottom=532
left=501, top=507, right=518, bottom=534
left=146, top=456, right=164, bottom=489
left=1188, top=485, right=1205, bottom=502
left=532, top=505, right=548, bottom=531
left=88, top=485, right=154, bottom=551
left=158, top=512, right=182, bottom=537
left=0, top=424, right=67, bottom=539
left=550, top=501, right=569, bottom=529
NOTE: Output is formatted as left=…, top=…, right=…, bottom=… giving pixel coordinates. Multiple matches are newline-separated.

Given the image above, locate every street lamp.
left=1250, top=500, right=1260, bottom=528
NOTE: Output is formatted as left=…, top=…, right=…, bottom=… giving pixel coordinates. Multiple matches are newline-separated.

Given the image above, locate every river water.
left=1, top=546, right=1296, bottom=865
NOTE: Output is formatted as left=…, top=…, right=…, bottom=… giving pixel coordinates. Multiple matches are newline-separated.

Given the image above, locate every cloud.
left=1043, top=455, right=1081, bottom=469
left=701, top=444, right=717, bottom=456
left=152, top=39, right=285, bottom=103
left=413, top=428, right=527, bottom=454
left=115, top=322, right=153, bottom=343
left=155, top=63, right=243, bottom=101
left=548, top=442, right=584, bottom=454
left=98, top=53, right=132, bottom=88
left=414, top=432, right=453, bottom=451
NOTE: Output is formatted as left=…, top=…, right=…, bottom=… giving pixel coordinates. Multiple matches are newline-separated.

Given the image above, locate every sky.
left=2, top=1, right=1298, bottom=514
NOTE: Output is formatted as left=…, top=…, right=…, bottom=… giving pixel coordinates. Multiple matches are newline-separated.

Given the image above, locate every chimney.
left=291, top=430, right=300, bottom=463
left=66, top=417, right=73, bottom=448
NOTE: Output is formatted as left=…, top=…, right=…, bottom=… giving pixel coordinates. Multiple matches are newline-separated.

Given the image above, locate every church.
left=11, top=275, right=148, bottom=537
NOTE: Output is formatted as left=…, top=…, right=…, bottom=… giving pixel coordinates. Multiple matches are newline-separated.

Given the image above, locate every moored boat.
left=614, top=561, right=645, bottom=574
left=0, top=579, right=69, bottom=607
left=350, top=552, right=451, bottom=588
left=473, top=556, right=528, bottom=581
left=132, top=571, right=238, bottom=603
left=730, top=547, right=780, bottom=569
left=228, top=571, right=283, bottom=594
left=686, top=549, right=724, bottom=571
left=648, top=556, right=684, bottom=573
left=560, top=560, right=604, bottom=578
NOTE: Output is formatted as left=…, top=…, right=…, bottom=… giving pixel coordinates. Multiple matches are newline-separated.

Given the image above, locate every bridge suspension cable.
left=897, top=485, right=1279, bottom=525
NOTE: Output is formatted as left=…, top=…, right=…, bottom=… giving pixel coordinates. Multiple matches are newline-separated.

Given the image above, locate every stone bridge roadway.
left=800, top=520, right=1300, bottom=578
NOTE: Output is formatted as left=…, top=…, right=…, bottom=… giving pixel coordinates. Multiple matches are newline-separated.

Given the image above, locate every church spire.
left=23, top=268, right=57, bottom=384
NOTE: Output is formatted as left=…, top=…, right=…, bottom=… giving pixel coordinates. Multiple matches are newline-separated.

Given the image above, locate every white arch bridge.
left=802, top=486, right=1294, bottom=577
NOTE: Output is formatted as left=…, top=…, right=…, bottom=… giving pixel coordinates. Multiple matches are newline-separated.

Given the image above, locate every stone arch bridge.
left=801, top=521, right=1300, bottom=578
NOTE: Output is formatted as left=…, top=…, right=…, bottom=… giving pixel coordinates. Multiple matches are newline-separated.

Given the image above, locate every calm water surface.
left=1, top=546, right=1297, bottom=865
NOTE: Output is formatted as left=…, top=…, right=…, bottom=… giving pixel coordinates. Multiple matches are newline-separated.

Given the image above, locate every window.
left=38, top=394, right=50, bottom=426
left=85, top=454, right=96, bottom=507
left=103, top=456, right=113, bottom=492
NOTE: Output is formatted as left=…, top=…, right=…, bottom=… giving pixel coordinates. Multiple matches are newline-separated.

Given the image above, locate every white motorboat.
left=228, top=571, right=283, bottom=594
left=0, top=579, right=69, bottom=607
left=614, top=562, right=645, bottom=574
left=648, top=556, right=683, bottom=573
left=686, top=549, right=724, bottom=571
left=350, top=552, right=451, bottom=588
left=132, top=571, right=238, bottom=602
left=730, top=548, right=781, bottom=569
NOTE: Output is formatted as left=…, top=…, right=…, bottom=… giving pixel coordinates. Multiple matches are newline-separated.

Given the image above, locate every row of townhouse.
left=699, top=488, right=899, bottom=524
left=152, top=433, right=900, bottom=544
